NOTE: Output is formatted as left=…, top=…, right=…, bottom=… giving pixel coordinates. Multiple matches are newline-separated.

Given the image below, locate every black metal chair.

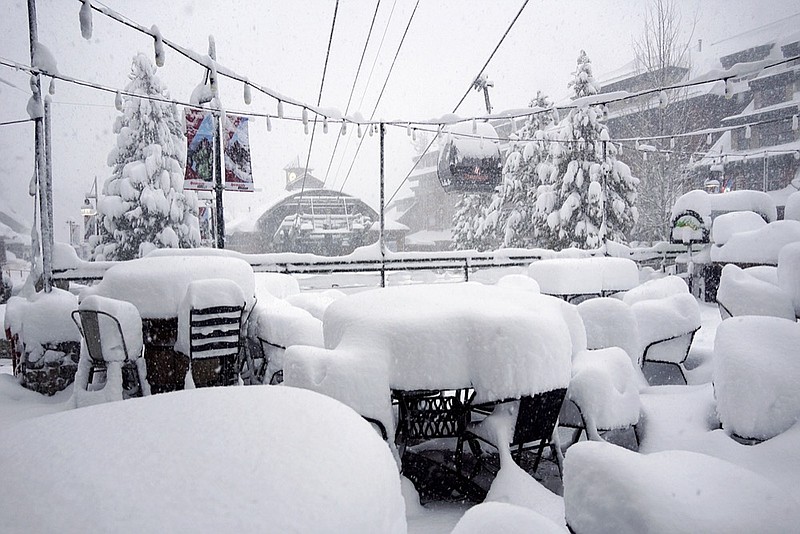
left=457, top=388, right=567, bottom=477
left=71, top=309, right=144, bottom=397
left=186, top=303, right=245, bottom=387
left=641, top=327, right=700, bottom=386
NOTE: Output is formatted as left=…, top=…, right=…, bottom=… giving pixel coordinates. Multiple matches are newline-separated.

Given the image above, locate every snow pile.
left=777, top=242, right=800, bottom=317
left=784, top=190, right=800, bottom=221
left=713, top=316, right=800, bottom=440
left=568, top=348, right=641, bottom=436
left=451, top=502, right=566, bottom=534
left=3, top=295, right=27, bottom=339
left=174, top=279, right=245, bottom=357
left=253, top=272, right=299, bottom=300
left=444, top=121, right=502, bottom=159
left=622, top=275, right=688, bottom=306
left=563, top=441, right=797, bottom=533
left=744, top=265, right=779, bottom=286
left=716, top=264, right=795, bottom=320
left=528, top=257, right=638, bottom=296
left=711, top=210, right=766, bottom=245
left=83, top=255, right=255, bottom=319
left=0, top=387, right=407, bottom=533
left=631, top=293, right=700, bottom=364
left=710, top=220, right=800, bottom=264
left=77, top=295, right=143, bottom=362
left=484, top=461, right=567, bottom=527
left=496, top=274, right=541, bottom=293
left=285, top=288, right=346, bottom=321
left=20, top=289, right=80, bottom=362
left=577, top=297, right=642, bottom=367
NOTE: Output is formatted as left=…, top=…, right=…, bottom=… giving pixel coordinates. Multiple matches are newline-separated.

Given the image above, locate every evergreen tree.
left=534, top=51, right=639, bottom=250
left=93, top=53, right=200, bottom=261
left=452, top=192, right=496, bottom=251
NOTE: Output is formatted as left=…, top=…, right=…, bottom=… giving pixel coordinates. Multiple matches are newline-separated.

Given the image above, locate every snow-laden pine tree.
left=452, top=192, right=497, bottom=251
left=481, top=92, right=556, bottom=248
left=534, top=51, right=638, bottom=250
left=93, top=53, right=200, bottom=261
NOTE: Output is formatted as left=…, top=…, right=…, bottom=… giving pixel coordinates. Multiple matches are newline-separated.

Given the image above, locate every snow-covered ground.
left=2, top=275, right=799, bottom=532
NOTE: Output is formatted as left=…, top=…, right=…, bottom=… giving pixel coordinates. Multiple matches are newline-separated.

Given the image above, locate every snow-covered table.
left=81, top=255, right=256, bottom=392
left=285, top=283, right=574, bottom=440
left=528, top=257, right=639, bottom=302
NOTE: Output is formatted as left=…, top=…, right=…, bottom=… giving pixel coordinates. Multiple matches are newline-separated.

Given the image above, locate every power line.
left=337, top=0, right=421, bottom=193
left=322, top=0, right=382, bottom=187
left=0, top=117, right=34, bottom=127
left=295, top=0, right=340, bottom=221
left=326, top=0, right=399, bottom=190
left=387, top=0, right=531, bottom=205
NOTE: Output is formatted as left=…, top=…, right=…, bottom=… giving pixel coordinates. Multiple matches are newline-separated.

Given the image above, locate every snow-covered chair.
left=630, top=293, right=700, bottom=385
left=456, top=388, right=567, bottom=477
left=716, top=264, right=795, bottom=320
left=175, top=279, right=246, bottom=388
left=71, top=295, right=149, bottom=401
left=777, top=241, right=800, bottom=320
left=713, top=316, right=800, bottom=442
left=558, top=299, right=644, bottom=445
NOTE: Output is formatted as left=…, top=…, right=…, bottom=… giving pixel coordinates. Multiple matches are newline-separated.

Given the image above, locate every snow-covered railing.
left=51, top=241, right=690, bottom=283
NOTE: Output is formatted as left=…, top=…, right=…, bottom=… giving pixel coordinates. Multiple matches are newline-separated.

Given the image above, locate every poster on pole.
left=184, top=109, right=215, bottom=191
left=223, top=114, right=254, bottom=192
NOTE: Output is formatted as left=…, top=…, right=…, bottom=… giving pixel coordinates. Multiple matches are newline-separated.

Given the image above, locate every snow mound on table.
left=785, top=190, right=800, bottom=221
left=711, top=210, right=766, bottom=245
left=563, top=441, right=798, bottom=533
left=82, top=255, right=255, bottom=319
left=451, top=502, right=566, bottom=534
left=78, top=295, right=143, bottom=362
left=577, top=298, right=641, bottom=367
left=743, top=265, right=779, bottom=286
left=568, top=348, right=641, bottom=433
left=322, top=284, right=573, bottom=401
left=710, top=220, right=800, bottom=264
left=0, top=386, right=406, bottom=533
left=528, top=257, right=638, bottom=296
left=713, top=316, right=800, bottom=440
left=486, top=458, right=565, bottom=525
left=778, top=242, right=800, bottom=317
left=622, top=275, right=688, bottom=306
left=716, top=264, right=795, bottom=320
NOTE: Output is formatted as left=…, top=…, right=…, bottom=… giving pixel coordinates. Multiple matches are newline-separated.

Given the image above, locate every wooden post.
left=27, top=0, right=52, bottom=292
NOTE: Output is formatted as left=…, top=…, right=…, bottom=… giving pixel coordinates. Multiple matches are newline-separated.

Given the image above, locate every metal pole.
left=27, top=0, right=52, bottom=292
left=214, top=113, right=225, bottom=249
left=379, top=122, right=385, bottom=288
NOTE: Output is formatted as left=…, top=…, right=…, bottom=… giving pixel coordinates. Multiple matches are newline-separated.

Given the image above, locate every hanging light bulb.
left=407, top=123, right=412, bottom=136
left=369, top=123, right=374, bottom=137
left=243, top=82, right=252, bottom=105
left=266, top=115, right=272, bottom=132
left=670, top=137, right=676, bottom=149
left=412, top=128, right=417, bottom=141
left=724, top=78, right=733, bottom=99
left=277, top=100, right=284, bottom=119
left=302, top=108, right=308, bottom=127
left=666, top=152, right=670, bottom=161
left=795, top=151, right=800, bottom=161
left=745, top=125, right=752, bottom=139
left=643, top=152, right=648, bottom=162
left=323, top=116, right=329, bottom=134
left=659, top=90, right=667, bottom=108
left=635, top=139, right=641, bottom=151
left=114, top=90, right=123, bottom=111
left=706, top=132, right=713, bottom=145
left=340, top=121, right=347, bottom=136
left=793, top=115, right=798, bottom=131
left=480, top=136, right=484, bottom=150
left=472, top=118, right=477, bottom=134
left=357, top=123, right=363, bottom=138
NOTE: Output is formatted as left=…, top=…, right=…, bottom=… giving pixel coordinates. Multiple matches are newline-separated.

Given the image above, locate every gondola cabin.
left=437, top=121, right=502, bottom=193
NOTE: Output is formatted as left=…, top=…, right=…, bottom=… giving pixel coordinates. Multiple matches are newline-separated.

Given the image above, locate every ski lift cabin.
left=437, top=121, right=502, bottom=193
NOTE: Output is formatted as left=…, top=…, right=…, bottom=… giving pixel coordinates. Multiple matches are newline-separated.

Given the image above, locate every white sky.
left=1, top=0, right=799, bottom=242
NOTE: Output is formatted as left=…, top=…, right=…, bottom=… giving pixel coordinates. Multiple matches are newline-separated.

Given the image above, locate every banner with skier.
left=223, top=114, right=254, bottom=192
left=184, top=109, right=215, bottom=191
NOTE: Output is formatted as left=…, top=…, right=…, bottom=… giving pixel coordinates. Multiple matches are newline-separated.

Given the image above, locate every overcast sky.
left=2, top=0, right=799, bottom=242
